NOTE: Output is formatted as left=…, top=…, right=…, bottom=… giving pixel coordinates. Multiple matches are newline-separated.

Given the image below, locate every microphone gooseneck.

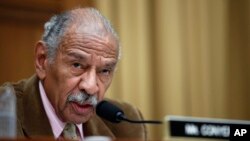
left=96, top=100, right=162, bottom=124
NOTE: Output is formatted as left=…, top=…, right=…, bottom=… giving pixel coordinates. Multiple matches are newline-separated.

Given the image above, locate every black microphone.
left=96, top=100, right=162, bottom=124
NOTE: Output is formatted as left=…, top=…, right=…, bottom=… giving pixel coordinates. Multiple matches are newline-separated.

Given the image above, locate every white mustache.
left=67, top=91, right=98, bottom=107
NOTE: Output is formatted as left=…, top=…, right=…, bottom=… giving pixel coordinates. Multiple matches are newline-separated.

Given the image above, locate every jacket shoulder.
left=0, top=77, right=32, bottom=97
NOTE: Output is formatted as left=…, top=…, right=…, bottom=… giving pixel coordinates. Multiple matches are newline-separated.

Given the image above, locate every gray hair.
left=42, top=8, right=120, bottom=63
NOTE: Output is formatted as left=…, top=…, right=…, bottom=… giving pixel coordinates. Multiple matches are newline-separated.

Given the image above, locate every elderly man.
left=0, top=8, right=146, bottom=140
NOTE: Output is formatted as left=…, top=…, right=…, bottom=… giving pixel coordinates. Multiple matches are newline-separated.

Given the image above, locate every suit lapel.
left=83, top=114, right=115, bottom=139
left=20, top=75, right=53, bottom=137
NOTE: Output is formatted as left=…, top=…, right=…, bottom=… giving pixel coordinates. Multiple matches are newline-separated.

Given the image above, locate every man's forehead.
left=60, top=32, right=117, bottom=48
left=59, top=32, right=119, bottom=59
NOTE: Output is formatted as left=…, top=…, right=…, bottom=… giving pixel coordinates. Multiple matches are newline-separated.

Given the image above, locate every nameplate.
left=166, top=116, right=250, bottom=140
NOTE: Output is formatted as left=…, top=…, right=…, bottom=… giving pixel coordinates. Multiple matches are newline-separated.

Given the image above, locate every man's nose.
left=79, top=69, right=99, bottom=95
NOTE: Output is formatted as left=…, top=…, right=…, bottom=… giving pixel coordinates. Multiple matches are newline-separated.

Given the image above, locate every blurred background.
left=0, top=0, right=249, bottom=139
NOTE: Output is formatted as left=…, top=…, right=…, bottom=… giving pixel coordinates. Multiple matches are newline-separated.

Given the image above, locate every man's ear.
left=35, top=41, right=48, bottom=80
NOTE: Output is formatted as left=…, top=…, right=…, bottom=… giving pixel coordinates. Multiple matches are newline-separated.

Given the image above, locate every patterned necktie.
left=63, top=123, right=78, bottom=140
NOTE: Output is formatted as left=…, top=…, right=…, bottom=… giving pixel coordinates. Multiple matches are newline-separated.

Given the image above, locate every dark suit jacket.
left=0, top=75, right=147, bottom=140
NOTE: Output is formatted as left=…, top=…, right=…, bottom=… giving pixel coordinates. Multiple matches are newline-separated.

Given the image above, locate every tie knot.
left=63, top=123, right=78, bottom=140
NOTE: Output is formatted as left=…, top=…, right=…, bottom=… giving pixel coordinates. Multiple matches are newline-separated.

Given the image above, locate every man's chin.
left=68, top=113, right=94, bottom=124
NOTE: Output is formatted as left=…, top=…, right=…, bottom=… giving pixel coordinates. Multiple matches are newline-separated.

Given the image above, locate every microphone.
left=96, top=100, right=162, bottom=124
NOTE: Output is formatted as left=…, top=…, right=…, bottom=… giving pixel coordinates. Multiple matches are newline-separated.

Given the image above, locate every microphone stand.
left=117, top=113, right=162, bottom=124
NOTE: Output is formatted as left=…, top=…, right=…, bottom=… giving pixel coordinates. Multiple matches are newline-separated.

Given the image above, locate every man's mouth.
left=71, top=102, right=94, bottom=115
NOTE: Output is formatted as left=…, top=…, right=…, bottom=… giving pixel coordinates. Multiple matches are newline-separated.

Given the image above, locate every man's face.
left=42, top=32, right=118, bottom=124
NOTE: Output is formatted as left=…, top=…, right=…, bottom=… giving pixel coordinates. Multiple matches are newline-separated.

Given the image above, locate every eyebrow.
left=104, top=61, right=117, bottom=69
left=67, top=51, right=117, bottom=68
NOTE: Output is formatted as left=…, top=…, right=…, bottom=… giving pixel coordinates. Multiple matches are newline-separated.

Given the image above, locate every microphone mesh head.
left=96, top=100, right=124, bottom=123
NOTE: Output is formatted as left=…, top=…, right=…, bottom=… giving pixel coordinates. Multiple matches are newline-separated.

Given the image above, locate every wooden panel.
left=0, top=0, right=62, bottom=23
left=0, top=0, right=94, bottom=84
left=0, top=21, right=42, bottom=84
left=0, top=1, right=58, bottom=84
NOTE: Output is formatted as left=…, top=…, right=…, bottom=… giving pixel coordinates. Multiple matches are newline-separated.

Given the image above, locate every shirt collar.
left=39, top=81, right=84, bottom=139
